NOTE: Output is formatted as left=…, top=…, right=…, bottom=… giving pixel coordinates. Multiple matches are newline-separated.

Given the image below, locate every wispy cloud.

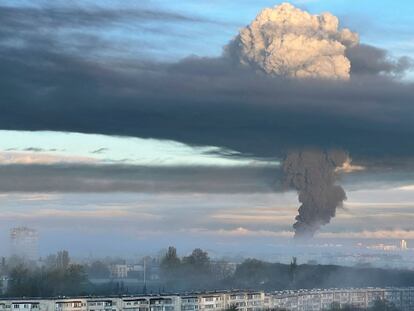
left=90, top=147, right=108, bottom=154
left=318, top=230, right=414, bottom=239
left=0, top=151, right=96, bottom=165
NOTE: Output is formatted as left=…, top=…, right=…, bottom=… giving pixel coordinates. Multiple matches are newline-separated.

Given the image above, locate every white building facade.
left=1, top=287, right=414, bottom=311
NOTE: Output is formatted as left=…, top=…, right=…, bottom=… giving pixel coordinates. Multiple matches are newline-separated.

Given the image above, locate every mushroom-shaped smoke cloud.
left=228, top=3, right=358, bottom=237
left=229, top=3, right=359, bottom=79
left=283, top=150, right=348, bottom=238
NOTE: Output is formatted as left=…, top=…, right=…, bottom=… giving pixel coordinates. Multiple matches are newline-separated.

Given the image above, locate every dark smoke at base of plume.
left=283, top=149, right=348, bottom=239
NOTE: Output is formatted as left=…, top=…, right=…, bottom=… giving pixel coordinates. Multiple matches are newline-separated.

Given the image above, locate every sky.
left=1, top=0, right=414, bottom=258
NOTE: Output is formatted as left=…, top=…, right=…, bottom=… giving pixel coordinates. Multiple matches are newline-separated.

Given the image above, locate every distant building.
left=367, top=243, right=398, bottom=251
left=0, top=276, right=8, bottom=295
left=110, top=264, right=128, bottom=279
left=10, top=227, right=39, bottom=261
left=401, top=239, right=408, bottom=250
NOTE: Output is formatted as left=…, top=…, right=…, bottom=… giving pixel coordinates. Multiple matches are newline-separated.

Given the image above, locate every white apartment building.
left=87, top=299, right=118, bottom=311
left=110, top=265, right=128, bottom=279
left=270, top=288, right=406, bottom=311
left=225, top=292, right=264, bottom=311
left=180, top=296, right=198, bottom=311
left=197, top=294, right=225, bottom=311
left=121, top=296, right=180, bottom=311
left=55, top=300, right=87, bottom=311
left=1, top=287, right=414, bottom=311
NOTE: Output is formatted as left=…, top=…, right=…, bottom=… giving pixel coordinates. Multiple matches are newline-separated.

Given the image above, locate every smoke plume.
left=229, top=3, right=359, bottom=79
left=283, top=149, right=348, bottom=238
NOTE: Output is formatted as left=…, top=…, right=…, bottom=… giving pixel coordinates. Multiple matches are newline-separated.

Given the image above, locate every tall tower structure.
left=10, top=227, right=39, bottom=260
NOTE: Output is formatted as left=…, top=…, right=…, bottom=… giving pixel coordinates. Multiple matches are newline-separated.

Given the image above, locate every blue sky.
left=0, top=130, right=273, bottom=166
left=1, top=0, right=414, bottom=257
left=5, top=0, right=413, bottom=61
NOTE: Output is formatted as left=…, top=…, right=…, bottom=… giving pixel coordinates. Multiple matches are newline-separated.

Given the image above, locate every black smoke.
left=283, top=149, right=348, bottom=238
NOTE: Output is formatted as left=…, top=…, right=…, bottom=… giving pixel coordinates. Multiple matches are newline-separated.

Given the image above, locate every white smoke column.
left=283, top=149, right=348, bottom=238
left=230, top=3, right=359, bottom=79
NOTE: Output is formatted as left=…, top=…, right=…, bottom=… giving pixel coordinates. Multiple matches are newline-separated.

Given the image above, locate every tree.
left=289, top=257, right=298, bottom=286
left=161, top=246, right=180, bottom=268
left=183, top=248, right=210, bottom=273
left=86, top=261, right=110, bottom=278
left=160, top=246, right=181, bottom=279
left=56, top=250, right=70, bottom=270
left=7, top=264, right=34, bottom=296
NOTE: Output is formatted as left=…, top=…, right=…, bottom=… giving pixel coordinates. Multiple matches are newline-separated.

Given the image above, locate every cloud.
left=196, top=227, right=294, bottom=238
left=199, top=228, right=414, bottom=240
left=228, top=3, right=358, bottom=79
left=395, top=185, right=414, bottom=191
left=0, top=164, right=280, bottom=193
left=347, top=44, right=413, bottom=76
left=0, top=4, right=218, bottom=31
left=211, top=210, right=295, bottom=224
left=0, top=2, right=413, bottom=170
left=2, top=49, right=414, bottom=165
left=0, top=151, right=96, bottom=165
left=90, top=147, right=108, bottom=154
left=23, top=147, right=45, bottom=152
left=0, top=3, right=231, bottom=61
left=317, top=230, right=414, bottom=240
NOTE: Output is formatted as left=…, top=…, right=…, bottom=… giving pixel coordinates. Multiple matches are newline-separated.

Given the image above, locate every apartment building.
left=1, top=287, right=414, bottom=311
left=87, top=299, right=117, bottom=311
left=197, top=293, right=225, bottom=311
left=270, top=287, right=413, bottom=311
left=180, top=296, right=198, bottom=311
left=225, top=292, right=264, bottom=311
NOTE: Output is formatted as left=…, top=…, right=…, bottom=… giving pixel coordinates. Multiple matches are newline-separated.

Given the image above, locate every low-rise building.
left=0, top=287, right=414, bottom=311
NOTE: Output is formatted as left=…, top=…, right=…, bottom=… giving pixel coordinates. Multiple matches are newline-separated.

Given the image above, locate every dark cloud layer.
left=0, top=5, right=211, bottom=26
left=0, top=3, right=414, bottom=166
left=0, top=161, right=414, bottom=193
left=0, top=164, right=279, bottom=193
left=347, top=44, right=413, bottom=76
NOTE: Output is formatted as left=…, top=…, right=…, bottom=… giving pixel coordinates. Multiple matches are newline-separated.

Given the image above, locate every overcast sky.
left=1, top=0, right=414, bottom=257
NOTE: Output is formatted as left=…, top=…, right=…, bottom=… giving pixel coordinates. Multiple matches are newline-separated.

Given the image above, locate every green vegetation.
left=6, top=252, right=88, bottom=297
left=160, top=247, right=215, bottom=290
left=2, top=246, right=414, bottom=298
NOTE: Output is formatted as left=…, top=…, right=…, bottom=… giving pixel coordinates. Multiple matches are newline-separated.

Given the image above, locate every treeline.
left=227, top=258, right=414, bottom=291
left=5, top=251, right=88, bottom=297
left=159, top=249, right=414, bottom=292
left=2, top=251, right=134, bottom=297
left=160, top=247, right=228, bottom=291
left=3, top=246, right=414, bottom=297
